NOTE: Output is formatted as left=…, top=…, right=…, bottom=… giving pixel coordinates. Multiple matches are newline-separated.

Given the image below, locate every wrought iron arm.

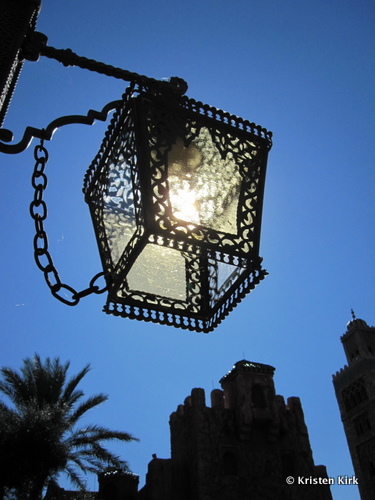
left=0, top=31, right=188, bottom=153
left=0, top=98, right=121, bottom=154
left=23, top=32, right=188, bottom=95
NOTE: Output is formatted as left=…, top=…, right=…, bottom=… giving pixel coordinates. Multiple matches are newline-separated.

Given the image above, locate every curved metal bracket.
left=0, top=99, right=122, bottom=154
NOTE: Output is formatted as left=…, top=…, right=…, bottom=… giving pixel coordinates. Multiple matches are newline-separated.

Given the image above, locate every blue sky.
left=1, top=1, right=375, bottom=498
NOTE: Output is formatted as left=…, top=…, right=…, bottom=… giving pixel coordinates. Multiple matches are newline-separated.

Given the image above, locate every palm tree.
left=0, top=354, right=138, bottom=499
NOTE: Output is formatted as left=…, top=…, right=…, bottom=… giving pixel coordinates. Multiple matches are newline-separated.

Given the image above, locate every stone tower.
left=98, top=468, right=139, bottom=500
left=139, top=360, right=332, bottom=500
left=333, top=315, right=375, bottom=500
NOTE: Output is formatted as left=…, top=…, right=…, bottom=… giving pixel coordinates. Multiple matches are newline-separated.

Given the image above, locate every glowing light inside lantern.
left=169, top=181, right=200, bottom=223
left=167, top=128, right=242, bottom=232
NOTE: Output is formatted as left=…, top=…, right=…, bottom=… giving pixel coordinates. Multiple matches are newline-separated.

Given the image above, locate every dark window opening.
left=355, top=413, right=372, bottom=436
left=342, top=379, right=368, bottom=411
left=222, top=450, right=238, bottom=476
left=252, top=384, right=266, bottom=409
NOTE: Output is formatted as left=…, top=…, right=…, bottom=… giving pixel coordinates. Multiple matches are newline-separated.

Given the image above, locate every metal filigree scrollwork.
left=83, top=85, right=272, bottom=332
left=0, top=99, right=122, bottom=154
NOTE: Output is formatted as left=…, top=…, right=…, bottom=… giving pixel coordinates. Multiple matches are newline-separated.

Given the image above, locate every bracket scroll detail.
left=0, top=99, right=122, bottom=154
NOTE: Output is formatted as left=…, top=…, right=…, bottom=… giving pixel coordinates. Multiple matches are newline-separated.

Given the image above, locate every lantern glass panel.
left=126, top=244, right=187, bottom=301
left=216, top=260, right=241, bottom=290
left=95, top=118, right=139, bottom=268
left=208, top=255, right=247, bottom=307
left=167, top=127, right=242, bottom=233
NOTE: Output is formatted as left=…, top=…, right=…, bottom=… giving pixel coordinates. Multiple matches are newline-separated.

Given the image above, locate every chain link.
left=30, top=137, right=109, bottom=306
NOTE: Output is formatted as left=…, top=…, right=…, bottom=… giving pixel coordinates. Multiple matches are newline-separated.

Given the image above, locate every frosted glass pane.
left=209, top=259, right=246, bottom=306
left=103, top=159, right=136, bottom=265
left=168, top=127, right=242, bottom=234
left=127, top=244, right=186, bottom=300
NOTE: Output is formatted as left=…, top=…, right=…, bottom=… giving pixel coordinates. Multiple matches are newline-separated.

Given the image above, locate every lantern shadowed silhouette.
left=83, top=85, right=272, bottom=332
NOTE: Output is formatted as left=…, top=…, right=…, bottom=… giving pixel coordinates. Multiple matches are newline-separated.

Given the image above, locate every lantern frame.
left=83, top=85, right=272, bottom=332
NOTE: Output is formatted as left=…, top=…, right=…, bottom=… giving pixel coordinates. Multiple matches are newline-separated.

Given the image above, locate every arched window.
left=342, top=378, right=368, bottom=411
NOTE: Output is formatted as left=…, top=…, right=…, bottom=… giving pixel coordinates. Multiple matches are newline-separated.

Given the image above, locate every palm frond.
left=0, top=400, right=18, bottom=417
left=62, top=464, right=87, bottom=491
left=77, top=442, right=123, bottom=468
left=61, top=365, right=91, bottom=406
left=25, top=355, right=69, bottom=406
left=68, top=394, right=108, bottom=426
left=64, top=452, right=87, bottom=473
left=66, top=452, right=106, bottom=475
left=0, top=369, right=30, bottom=409
left=68, top=424, right=138, bottom=445
left=0, top=354, right=138, bottom=497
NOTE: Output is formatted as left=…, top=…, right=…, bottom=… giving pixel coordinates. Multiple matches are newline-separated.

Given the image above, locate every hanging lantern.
left=83, top=85, right=272, bottom=332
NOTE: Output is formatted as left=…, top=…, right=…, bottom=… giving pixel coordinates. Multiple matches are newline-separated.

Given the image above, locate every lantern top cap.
left=125, top=86, right=273, bottom=144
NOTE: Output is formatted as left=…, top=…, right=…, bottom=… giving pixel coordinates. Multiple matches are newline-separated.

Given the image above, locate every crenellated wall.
left=139, top=360, right=333, bottom=500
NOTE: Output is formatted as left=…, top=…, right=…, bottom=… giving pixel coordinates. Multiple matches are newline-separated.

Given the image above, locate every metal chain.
left=30, top=137, right=109, bottom=306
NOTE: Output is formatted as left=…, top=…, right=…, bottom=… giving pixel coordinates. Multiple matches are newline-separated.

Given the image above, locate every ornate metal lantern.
left=0, top=28, right=272, bottom=332
left=83, top=85, right=272, bottom=332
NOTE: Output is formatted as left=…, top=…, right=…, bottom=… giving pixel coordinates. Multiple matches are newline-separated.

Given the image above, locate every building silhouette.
left=333, top=315, right=375, bottom=500
left=46, top=360, right=333, bottom=500
left=45, top=468, right=139, bottom=500
left=138, top=359, right=332, bottom=500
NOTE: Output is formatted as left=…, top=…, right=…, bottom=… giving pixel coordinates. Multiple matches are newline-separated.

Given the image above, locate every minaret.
left=333, top=313, right=375, bottom=500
